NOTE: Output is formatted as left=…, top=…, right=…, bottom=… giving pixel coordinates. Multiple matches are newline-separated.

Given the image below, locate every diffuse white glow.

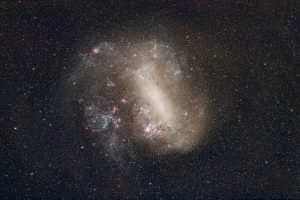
left=134, top=64, right=175, bottom=129
left=80, top=40, right=208, bottom=155
left=128, top=43, right=207, bottom=153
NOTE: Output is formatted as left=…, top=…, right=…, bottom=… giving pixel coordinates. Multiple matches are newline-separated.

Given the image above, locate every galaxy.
left=1, top=1, right=299, bottom=199
left=66, top=39, right=208, bottom=156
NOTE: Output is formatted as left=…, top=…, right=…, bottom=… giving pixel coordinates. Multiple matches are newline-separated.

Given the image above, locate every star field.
left=1, top=1, right=299, bottom=199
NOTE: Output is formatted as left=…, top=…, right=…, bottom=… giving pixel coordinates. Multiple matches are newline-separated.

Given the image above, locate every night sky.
left=1, top=1, right=299, bottom=199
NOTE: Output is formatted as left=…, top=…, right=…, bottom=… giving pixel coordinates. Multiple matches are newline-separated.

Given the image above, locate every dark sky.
left=1, top=1, right=299, bottom=199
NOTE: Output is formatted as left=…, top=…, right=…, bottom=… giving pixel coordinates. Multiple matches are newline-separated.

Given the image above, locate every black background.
left=1, top=1, right=299, bottom=199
